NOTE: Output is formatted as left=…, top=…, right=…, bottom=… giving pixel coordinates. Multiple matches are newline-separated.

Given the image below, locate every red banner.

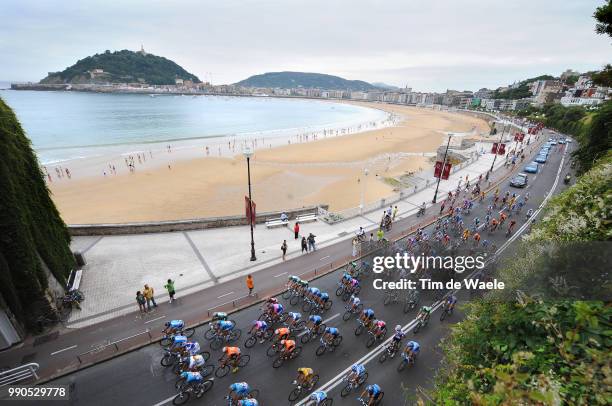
left=492, top=143, right=499, bottom=154
left=434, top=161, right=443, bottom=178
left=498, top=143, right=506, bottom=155
left=245, top=196, right=256, bottom=225
left=442, top=162, right=452, bottom=180
left=514, top=133, right=524, bottom=142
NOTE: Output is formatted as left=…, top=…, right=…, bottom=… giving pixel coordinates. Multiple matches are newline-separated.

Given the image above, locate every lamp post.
left=243, top=146, right=257, bottom=261
left=489, top=121, right=508, bottom=173
left=360, top=168, right=369, bottom=214
left=432, top=134, right=452, bottom=204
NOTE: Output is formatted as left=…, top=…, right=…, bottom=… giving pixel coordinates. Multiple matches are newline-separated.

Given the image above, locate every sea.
left=0, top=83, right=390, bottom=165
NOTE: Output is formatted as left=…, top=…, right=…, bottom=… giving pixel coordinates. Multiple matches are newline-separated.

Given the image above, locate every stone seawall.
left=68, top=205, right=327, bottom=236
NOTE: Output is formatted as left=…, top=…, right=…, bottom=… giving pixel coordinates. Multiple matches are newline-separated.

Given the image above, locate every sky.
left=1, top=0, right=610, bottom=92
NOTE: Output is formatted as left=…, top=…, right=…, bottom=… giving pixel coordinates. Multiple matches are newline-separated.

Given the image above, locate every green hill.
left=235, top=71, right=378, bottom=91
left=40, top=49, right=200, bottom=86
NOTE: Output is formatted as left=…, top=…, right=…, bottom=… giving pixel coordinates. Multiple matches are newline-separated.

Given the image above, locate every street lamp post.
left=244, top=147, right=257, bottom=261
left=360, top=168, right=369, bottom=214
left=432, top=134, right=452, bottom=204
left=489, top=121, right=508, bottom=173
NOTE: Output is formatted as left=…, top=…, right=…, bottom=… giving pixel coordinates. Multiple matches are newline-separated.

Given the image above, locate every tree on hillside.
left=592, top=64, right=612, bottom=87
left=594, top=0, right=612, bottom=37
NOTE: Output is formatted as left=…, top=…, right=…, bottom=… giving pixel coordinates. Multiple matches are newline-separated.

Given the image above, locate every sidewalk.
left=66, top=138, right=526, bottom=328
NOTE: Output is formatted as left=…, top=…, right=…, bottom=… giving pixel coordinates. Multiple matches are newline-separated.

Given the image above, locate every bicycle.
left=300, top=323, right=327, bottom=344
left=340, top=372, right=368, bottom=397
left=288, top=374, right=320, bottom=402
left=225, top=388, right=260, bottom=406
left=357, top=393, right=384, bottom=405
left=354, top=318, right=373, bottom=336
left=215, top=354, right=251, bottom=378
left=383, top=290, right=400, bottom=306
left=244, top=328, right=273, bottom=348
left=161, top=328, right=196, bottom=347
left=316, top=335, right=342, bottom=356
left=161, top=348, right=183, bottom=367
left=342, top=303, right=363, bottom=321
left=366, top=326, right=387, bottom=348
left=172, top=352, right=212, bottom=376
left=439, top=302, right=455, bottom=321
left=272, top=346, right=303, bottom=368
left=204, top=320, right=236, bottom=340
left=266, top=337, right=295, bottom=357
left=412, top=313, right=430, bottom=334
left=403, top=290, right=420, bottom=313
left=172, top=378, right=214, bottom=405
left=378, top=340, right=401, bottom=363
left=397, top=351, right=417, bottom=371
left=209, top=329, right=242, bottom=351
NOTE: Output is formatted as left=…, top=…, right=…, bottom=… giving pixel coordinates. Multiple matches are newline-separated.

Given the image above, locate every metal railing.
left=0, top=363, right=39, bottom=387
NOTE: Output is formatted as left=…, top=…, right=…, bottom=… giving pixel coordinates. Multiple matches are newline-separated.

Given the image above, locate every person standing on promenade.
left=376, top=228, right=384, bottom=241
left=392, top=206, right=398, bottom=221
left=164, top=279, right=176, bottom=303
left=352, top=237, right=358, bottom=257
left=294, top=222, right=300, bottom=240
left=143, top=284, right=157, bottom=310
left=136, top=291, right=147, bottom=313
left=281, top=240, right=288, bottom=261
left=301, top=236, right=308, bottom=253
left=246, top=275, right=254, bottom=296
left=307, top=233, right=316, bottom=251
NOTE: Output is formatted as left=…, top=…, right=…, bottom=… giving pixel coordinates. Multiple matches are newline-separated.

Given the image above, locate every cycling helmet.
left=165, top=321, right=171, bottom=327
left=395, top=325, right=402, bottom=332
left=280, top=340, right=286, bottom=345
left=222, top=346, right=227, bottom=352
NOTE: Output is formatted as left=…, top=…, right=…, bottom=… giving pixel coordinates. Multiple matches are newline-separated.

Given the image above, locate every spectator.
left=136, top=291, right=146, bottom=313
left=293, top=222, right=300, bottom=239
left=280, top=212, right=289, bottom=222
left=352, top=237, right=358, bottom=257
left=369, top=233, right=374, bottom=242
left=307, top=233, right=316, bottom=251
left=281, top=240, right=288, bottom=261
left=164, top=279, right=176, bottom=303
left=392, top=205, right=398, bottom=221
left=246, top=275, right=254, bottom=296
left=301, top=236, right=308, bottom=253
left=376, top=228, right=384, bottom=241
left=143, top=284, right=157, bottom=310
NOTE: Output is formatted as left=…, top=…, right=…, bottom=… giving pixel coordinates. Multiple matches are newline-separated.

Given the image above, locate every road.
left=32, top=133, right=573, bottom=406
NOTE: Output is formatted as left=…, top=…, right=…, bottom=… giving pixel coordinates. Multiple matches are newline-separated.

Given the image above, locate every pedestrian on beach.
left=293, top=222, right=300, bottom=239
left=143, top=284, right=157, bottom=310
left=136, top=291, right=147, bottom=313
left=281, top=240, right=288, bottom=261
left=164, top=279, right=176, bottom=303
left=307, top=233, right=316, bottom=251
left=301, top=236, right=308, bottom=253
left=246, top=275, right=254, bottom=296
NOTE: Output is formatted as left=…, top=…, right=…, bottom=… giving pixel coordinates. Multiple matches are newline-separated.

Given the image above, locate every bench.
left=265, top=218, right=289, bottom=228
left=296, top=213, right=317, bottom=223
left=66, top=269, right=83, bottom=292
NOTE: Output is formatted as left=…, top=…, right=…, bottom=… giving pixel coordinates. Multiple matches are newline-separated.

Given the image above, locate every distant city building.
left=530, top=80, right=563, bottom=105
left=559, top=75, right=609, bottom=107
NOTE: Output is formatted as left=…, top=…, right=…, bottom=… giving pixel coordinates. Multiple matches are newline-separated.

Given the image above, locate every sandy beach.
left=47, top=103, right=490, bottom=223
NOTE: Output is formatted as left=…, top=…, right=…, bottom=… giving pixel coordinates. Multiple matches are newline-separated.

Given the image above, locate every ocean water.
left=0, top=87, right=389, bottom=164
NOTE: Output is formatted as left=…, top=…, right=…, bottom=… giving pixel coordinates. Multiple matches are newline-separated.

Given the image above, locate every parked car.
left=524, top=162, right=539, bottom=173
left=535, top=154, right=547, bottom=164
left=510, top=173, right=529, bottom=188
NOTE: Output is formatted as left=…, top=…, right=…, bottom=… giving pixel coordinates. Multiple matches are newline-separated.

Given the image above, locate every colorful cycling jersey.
left=229, top=382, right=250, bottom=396
left=309, top=315, right=322, bottom=325
left=224, top=347, right=241, bottom=357
left=253, top=320, right=268, bottom=330
left=308, top=287, right=321, bottom=296
left=288, top=312, right=301, bottom=321
left=218, top=321, right=234, bottom=331
left=351, top=364, right=366, bottom=376
left=363, top=309, right=375, bottom=319
left=350, top=296, right=361, bottom=305
left=212, top=312, right=227, bottom=321
left=350, top=279, right=360, bottom=287
left=184, top=342, right=200, bottom=355
left=237, top=400, right=258, bottom=406
left=421, top=306, right=431, bottom=314
left=447, top=296, right=457, bottom=304
left=169, top=320, right=184, bottom=329
left=189, top=355, right=205, bottom=369
left=325, top=327, right=339, bottom=336
left=181, top=371, right=203, bottom=382
left=367, top=384, right=382, bottom=396
left=275, top=328, right=290, bottom=337
left=298, top=367, right=313, bottom=377
left=342, top=272, right=351, bottom=281
left=173, top=335, right=188, bottom=346
left=283, top=340, right=296, bottom=350
left=271, top=304, right=284, bottom=314
left=376, top=320, right=386, bottom=329
left=320, top=293, right=329, bottom=301
left=393, top=331, right=406, bottom=341
left=310, top=391, right=327, bottom=402
left=289, top=275, right=299, bottom=282
left=406, top=341, right=420, bottom=353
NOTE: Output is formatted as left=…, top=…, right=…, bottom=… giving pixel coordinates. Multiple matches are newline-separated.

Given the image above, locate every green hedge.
left=0, top=97, right=74, bottom=331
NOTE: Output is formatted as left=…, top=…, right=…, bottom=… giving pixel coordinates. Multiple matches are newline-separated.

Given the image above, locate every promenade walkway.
left=67, top=139, right=527, bottom=328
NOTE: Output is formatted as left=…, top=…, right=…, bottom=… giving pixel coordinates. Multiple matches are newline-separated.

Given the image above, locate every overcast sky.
left=1, top=0, right=610, bottom=92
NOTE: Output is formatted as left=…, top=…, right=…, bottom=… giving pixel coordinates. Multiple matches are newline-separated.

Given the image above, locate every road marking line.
left=217, top=291, right=234, bottom=299
left=319, top=255, right=330, bottom=261
left=50, top=345, right=77, bottom=356
left=274, top=272, right=288, bottom=278
left=144, top=315, right=165, bottom=324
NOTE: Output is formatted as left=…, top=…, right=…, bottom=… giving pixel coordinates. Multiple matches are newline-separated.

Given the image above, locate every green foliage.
left=0, top=98, right=75, bottom=331
left=591, top=64, right=612, bottom=87
left=235, top=71, right=378, bottom=91
left=41, top=50, right=200, bottom=85
left=594, top=0, right=612, bottom=37
left=492, top=75, right=555, bottom=100
left=572, top=102, right=612, bottom=173
left=428, top=157, right=612, bottom=405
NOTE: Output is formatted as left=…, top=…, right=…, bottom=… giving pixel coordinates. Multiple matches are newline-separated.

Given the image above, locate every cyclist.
left=360, top=308, right=375, bottom=325
left=525, top=208, right=534, bottom=220
left=391, top=325, right=405, bottom=351
left=445, top=295, right=457, bottom=312
left=274, top=326, right=291, bottom=341
left=473, top=232, right=481, bottom=246
left=228, top=382, right=251, bottom=403
left=403, top=340, right=420, bottom=363
left=371, top=320, right=386, bottom=338
left=309, top=391, right=329, bottom=405
left=307, top=286, right=321, bottom=300
left=216, top=320, right=235, bottom=339
left=293, top=367, right=315, bottom=388
left=297, top=279, right=309, bottom=294
left=348, top=277, right=360, bottom=293
left=220, top=346, right=241, bottom=373
left=489, top=218, right=499, bottom=232
left=318, top=292, right=330, bottom=308
left=307, top=314, right=323, bottom=332
left=268, top=303, right=284, bottom=322
left=285, top=312, right=302, bottom=330
left=164, top=320, right=185, bottom=335
left=416, top=306, right=431, bottom=323
left=507, top=219, right=517, bottom=235
left=187, top=354, right=206, bottom=372
left=280, top=339, right=296, bottom=359
left=211, top=312, right=228, bottom=322
left=360, top=384, right=383, bottom=405
left=348, top=363, right=366, bottom=385
left=182, top=340, right=201, bottom=357
left=250, top=320, right=269, bottom=343
left=348, top=294, right=361, bottom=311
left=499, top=212, right=507, bottom=225
left=169, top=335, right=188, bottom=354
left=237, top=399, right=258, bottom=406
left=322, top=326, right=340, bottom=345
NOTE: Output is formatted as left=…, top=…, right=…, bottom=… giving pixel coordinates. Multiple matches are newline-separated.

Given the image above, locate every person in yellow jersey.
left=293, top=367, right=315, bottom=389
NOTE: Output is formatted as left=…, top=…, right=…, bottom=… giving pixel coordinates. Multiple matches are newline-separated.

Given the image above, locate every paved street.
left=29, top=132, right=573, bottom=405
